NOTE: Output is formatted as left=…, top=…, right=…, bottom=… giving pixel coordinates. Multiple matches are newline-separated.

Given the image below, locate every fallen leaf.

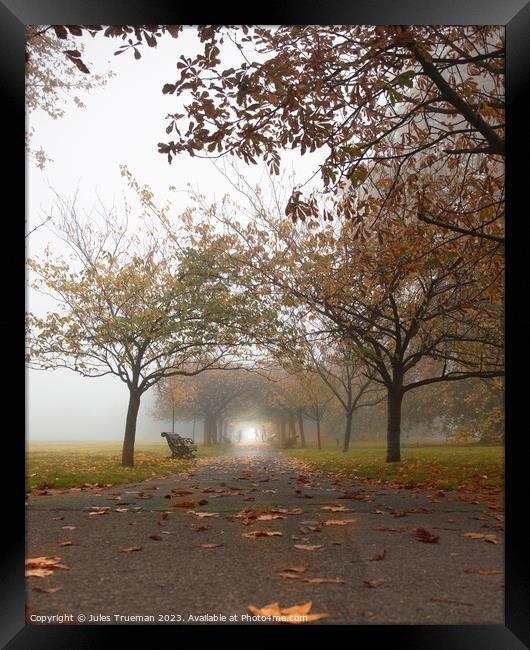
left=279, top=566, right=308, bottom=574
left=464, top=568, right=502, bottom=575
left=59, top=540, right=74, bottom=547
left=192, top=512, right=219, bottom=518
left=198, top=543, right=223, bottom=548
left=118, top=546, right=143, bottom=553
left=304, top=577, right=347, bottom=584
left=362, top=578, right=385, bottom=588
left=32, top=586, right=63, bottom=593
left=194, top=525, right=209, bottom=532
left=369, top=549, right=387, bottom=561
left=171, top=489, right=194, bottom=496
left=413, top=527, right=440, bottom=543
left=248, top=601, right=328, bottom=624
left=25, top=557, right=69, bottom=571
left=277, top=571, right=306, bottom=581
left=294, top=544, right=324, bottom=551
left=173, top=501, right=195, bottom=508
left=256, top=514, right=286, bottom=521
left=323, top=519, right=356, bottom=526
left=115, top=507, right=129, bottom=512
left=26, top=568, right=54, bottom=578
left=463, top=532, right=499, bottom=544
left=149, top=534, right=163, bottom=541
left=244, top=531, right=283, bottom=538
left=322, top=505, right=350, bottom=512
left=62, top=526, right=76, bottom=531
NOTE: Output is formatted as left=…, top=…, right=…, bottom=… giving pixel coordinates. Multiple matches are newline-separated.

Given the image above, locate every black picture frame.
left=5, top=1, right=528, bottom=647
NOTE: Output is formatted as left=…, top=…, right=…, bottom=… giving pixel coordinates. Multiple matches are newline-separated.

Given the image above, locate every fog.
left=26, top=28, right=321, bottom=442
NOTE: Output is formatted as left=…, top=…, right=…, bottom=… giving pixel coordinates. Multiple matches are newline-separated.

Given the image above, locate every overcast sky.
left=26, top=28, right=323, bottom=442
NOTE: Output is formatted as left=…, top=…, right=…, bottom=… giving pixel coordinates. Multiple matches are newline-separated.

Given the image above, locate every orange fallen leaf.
left=173, top=501, right=195, bottom=508
left=304, top=577, right=347, bottom=584
left=59, top=540, right=74, bottom=547
left=256, top=514, right=286, bottom=521
left=32, top=586, right=63, bottom=593
left=362, top=578, right=385, bottom=588
left=26, top=568, right=54, bottom=578
left=118, top=546, right=143, bottom=553
left=369, top=549, right=387, bottom=561
left=464, top=568, right=502, bottom=575
left=463, top=533, right=499, bottom=544
left=198, top=543, right=223, bottom=548
left=248, top=601, right=328, bottom=624
left=25, top=557, right=69, bottom=570
left=244, top=531, right=283, bottom=538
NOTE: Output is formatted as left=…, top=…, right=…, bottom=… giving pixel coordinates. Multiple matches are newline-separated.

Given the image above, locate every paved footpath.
left=26, top=446, right=504, bottom=625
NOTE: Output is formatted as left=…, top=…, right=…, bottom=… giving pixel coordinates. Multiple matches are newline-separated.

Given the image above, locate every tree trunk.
left=288, top=418, right=297, bottom=444
left=203, top=416, right=211, bottom=446
left=280, top=420, right=286, bottom=445
left=211, top=417, right=218, bottom=444
left=386, top=388, right=404, bottom=462
left=316, top=416, right=322, bottom=450
left=342, top=411, right=353, bottom=452
left=121, top=388, right=141, bottom=467
left=298, top=410, right=306, bottom=448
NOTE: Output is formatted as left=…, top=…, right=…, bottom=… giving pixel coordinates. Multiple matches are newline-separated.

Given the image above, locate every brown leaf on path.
left=256, top=514, right=286, bottom=521
left=118, top=546, right=143, bottom=553
left=373, top=509, right=386, bottom=515
left=198, top=543, right=223, bottom=548
left=277, top=571, right=306, bottom=581
left=279, top=565, right=308, bottom=574
left=323, top=518, right=356, bottom=526
left=463, top=532, right=499, bottom=544
left=193, top=512, right=219, bottom=518
left=115, top=507, right=129, bottom=512
left=26, top=568, right=54, bottom=578
left=464, top=568, right=502, bottom=575
left=149, top=534, right=164, bottom=541
left=26, top=557, right=69, bottom=571
left=59, top=540, right=74, bottom=547
left=52, top=516, right=64, bottom=521
left=171, top=489, right=194, bottom=496
left=244, top=530, right=283, bottom=538
left=413, top=527, right=440, bottom=543
left=194, top=525, right=209, bottom=532
left=294, top=544, right=324, bottom=551
left=369, top=549, right=387, bottom=561
left=362, top=578, right=385, bottom=588
left=248, top=601, right=328, bottom=624
left=305, top=577, right=347, bottom=584
left=62, top=525, right=76, bottom=530
left=173, top=501, right=195, bottom=508
left=33, top=586, right=63, bottom=593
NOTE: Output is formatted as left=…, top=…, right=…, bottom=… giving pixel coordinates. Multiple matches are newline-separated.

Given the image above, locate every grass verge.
left=283, top=444, right=504, bottom=491
left=26, top=441, right=229, bottom=492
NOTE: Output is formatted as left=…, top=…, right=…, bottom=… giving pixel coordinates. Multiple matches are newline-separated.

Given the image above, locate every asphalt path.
left=26, top=445, right=504, bottom=625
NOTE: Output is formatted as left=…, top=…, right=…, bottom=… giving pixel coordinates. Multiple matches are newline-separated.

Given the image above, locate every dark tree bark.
left=297, top=409, right=306, bottom=448
left=316, top=415, right=322, bottom=450
left=121, top=388, right=142, bottom=466
left=288, top=417, right=297, bottom=444
left=386, top=388, right=404, bottom=462
left=342, top=411, right=353, bottom=453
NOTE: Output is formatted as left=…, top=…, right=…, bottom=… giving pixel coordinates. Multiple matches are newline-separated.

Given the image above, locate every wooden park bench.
left=161, top=432, right=197, bottom=459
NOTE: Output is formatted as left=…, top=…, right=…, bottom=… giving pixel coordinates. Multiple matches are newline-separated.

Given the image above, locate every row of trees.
left=26, top=25, right=504, bottom=465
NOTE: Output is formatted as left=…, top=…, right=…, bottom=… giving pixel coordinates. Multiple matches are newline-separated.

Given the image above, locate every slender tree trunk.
left=211, top=417, right=218, bottom=444
left=288, top=417, right=296, bottom=444
left=386, top=388, right=404, bottom=462
left=280, top=420, right=286, bottom=445
left=316, top=416, right=322, bottom=450
left=342, top=410, right=353, bottom=453
left=121, top=388, right=142, bottom=467
left=203, top=416, right=211, bottom=446
left=298, top=410, right=306, bottom=448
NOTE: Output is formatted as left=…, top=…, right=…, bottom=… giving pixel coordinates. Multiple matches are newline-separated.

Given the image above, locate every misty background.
left=26, top=28, right=321, bottom=442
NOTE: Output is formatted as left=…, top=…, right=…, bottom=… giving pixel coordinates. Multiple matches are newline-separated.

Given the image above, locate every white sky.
left=26, top=28, right=323, bottom=441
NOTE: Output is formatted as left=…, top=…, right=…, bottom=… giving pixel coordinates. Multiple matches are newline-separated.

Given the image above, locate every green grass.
left=283, top=443, right=504, bottom=491
left=26, top=440, right=228, bottom=492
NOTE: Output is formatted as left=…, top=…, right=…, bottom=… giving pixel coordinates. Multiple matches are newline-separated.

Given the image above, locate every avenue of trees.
left=26, top=25, right=504, bottom=465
